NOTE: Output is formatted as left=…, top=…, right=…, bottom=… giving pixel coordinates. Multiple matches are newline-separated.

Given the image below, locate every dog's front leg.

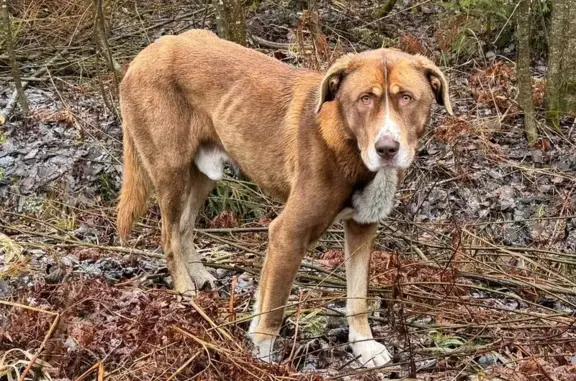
left=248, top=211, right=310, bottom=361
left=344, top=220, right=392, bottom=368
left=249, top=191, right=337, bottom=362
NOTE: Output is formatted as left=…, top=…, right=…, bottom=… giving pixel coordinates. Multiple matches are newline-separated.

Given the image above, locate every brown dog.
left=117, top=29, right=452, bottom=368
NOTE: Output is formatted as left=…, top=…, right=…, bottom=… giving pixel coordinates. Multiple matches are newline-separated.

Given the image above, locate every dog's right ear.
left=316, top=54, right=354, bottom=113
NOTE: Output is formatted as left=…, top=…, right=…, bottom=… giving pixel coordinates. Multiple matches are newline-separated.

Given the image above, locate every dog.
left=116, top=29, right=453, bottom=368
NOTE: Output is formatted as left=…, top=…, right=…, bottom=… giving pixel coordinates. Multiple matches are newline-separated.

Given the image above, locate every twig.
left=188, top=299, right=242, bottom=350
left=0, top=76, right=49, bottom=82
left=166, top=351, right=201, bottom=381
left=228, top=276, right=237, bottom=322
left=196, top=230, right=347, bottom=281
left=18, top=314, right=60, bottom=381
left=109, top=9, right=208, bottom=43
left=72, top=361, right=104, bottom=381
left=0, top=88, right=23, bottom=125
left=365, top=0, right=433, bottom=26
left=457, top=271, right=576, bottom=298
left=251, top=35, right=292, bottom=49
left=375, top=0, right=398, bottom=17
left=12, top=224, right=576, bottom=300
left=93, top=0, right=123, bottom=81
left=462, top=228, right=576, bottom=289
left=287, top=290, right=304, bottom=363
left=0, top=300, right=58, bottom=315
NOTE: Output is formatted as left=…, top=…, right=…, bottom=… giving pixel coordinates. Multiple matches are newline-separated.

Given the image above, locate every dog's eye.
left=360, top=94, right=373, bottom=105
left=400, top=94, right=412, bottom=104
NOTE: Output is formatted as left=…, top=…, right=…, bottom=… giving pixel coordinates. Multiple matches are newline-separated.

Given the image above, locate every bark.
left=516, top=0, right=538, bottom=144
left=563, top=10, right=576, bottom=115
left=212, top=0, right=246, bottom=46
left=1, top=0, right=28, bottom=119
left=545, top=0, right=571, bottom=128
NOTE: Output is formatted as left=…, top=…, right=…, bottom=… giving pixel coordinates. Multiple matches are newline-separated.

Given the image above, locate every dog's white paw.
left=251, top=336, right=276, bottom=363
left=351, top=339, right=392, bottom=368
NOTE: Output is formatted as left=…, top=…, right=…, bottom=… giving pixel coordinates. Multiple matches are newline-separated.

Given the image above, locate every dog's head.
left=316, top=49, right=453, bottom=172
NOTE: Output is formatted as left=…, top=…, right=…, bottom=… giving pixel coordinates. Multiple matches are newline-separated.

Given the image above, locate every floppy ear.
left=316, top=54, right=354, bottom=113
left=417, top=56, right=453, bottom=115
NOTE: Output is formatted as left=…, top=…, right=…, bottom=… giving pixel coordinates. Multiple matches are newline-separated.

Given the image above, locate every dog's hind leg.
left=120, top=78, right=216, bottom=296
left=179, top=165, right=216, bottom=289
left=151, top=166, right=198, bottom=295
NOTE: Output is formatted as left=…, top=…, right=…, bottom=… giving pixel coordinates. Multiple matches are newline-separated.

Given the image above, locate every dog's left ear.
left=417, top=56, right=453, bottom=115
left=316, top=54, right=354, bottom=113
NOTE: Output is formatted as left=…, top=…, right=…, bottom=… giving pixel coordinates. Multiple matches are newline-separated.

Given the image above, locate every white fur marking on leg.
left=349, top=326, right=392, bottom=368
left=194, top=145, right=232, bottom=181
left=248, top=288, right=261, bottom=336
left=248, top=287, right=276, bottom=362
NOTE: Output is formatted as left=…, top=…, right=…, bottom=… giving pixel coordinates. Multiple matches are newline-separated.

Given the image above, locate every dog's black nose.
left=375, top=137, right=400, bottom=159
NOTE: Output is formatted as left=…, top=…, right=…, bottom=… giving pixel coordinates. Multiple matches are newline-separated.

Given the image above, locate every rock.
left=476, top=352, right=500, bottom=367
left=23, top=148, right=39, bottom=160
left=234, top=272, right=254, bottom=292
left=491, top=185, right=516, bottom=211
left=64, top=336, right=79, bottom=352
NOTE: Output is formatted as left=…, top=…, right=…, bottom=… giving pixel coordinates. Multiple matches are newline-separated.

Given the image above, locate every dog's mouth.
left=361, top=147, right=414, bottom=172
left=361, top=152, right=413, bottom=172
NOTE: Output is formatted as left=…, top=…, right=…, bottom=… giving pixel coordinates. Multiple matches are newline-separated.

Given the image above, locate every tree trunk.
left=1, top=0, right=28, bottom=117
left=516, top=0, right=538, bottom=144
left=212, top=0, right=246, bottom=46
left=563, top=10, right=576, bottom=115
left=545, top=0, right=572, bottom=128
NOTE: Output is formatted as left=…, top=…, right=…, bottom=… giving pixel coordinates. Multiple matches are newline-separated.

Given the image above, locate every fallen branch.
left=0, top=300, right=58, bottom=315
left=9, top=223, right=576, bottom=298
left=251, top=35, right=292, bottom=49
left=18, top=314, right=60, bottom=381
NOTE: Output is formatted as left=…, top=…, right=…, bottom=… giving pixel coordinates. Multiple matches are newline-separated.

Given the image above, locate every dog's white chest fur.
left=336, top=168, right=398, bottom=224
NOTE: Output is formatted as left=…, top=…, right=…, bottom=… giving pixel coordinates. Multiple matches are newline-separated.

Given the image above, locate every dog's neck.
left=316, top=102, right=374, bottom=185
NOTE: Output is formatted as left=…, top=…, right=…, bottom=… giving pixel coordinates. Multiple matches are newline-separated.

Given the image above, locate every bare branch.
left=0, top=0, right=28, bottom=124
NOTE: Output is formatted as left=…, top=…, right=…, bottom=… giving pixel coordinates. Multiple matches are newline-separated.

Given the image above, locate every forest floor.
left=1, top=0, right=575, bottom=380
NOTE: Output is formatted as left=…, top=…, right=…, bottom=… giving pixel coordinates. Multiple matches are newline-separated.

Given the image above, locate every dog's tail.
left=117, top=129, right=150, bottom=244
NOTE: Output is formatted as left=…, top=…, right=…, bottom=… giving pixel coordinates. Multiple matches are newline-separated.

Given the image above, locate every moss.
left=351, top=28, right=385, bottom=49
left=560, top=80, right=576, bottom=114
left=375, top=0, right=397, bottom=18
left=380, top=37, right=398, bottom=49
